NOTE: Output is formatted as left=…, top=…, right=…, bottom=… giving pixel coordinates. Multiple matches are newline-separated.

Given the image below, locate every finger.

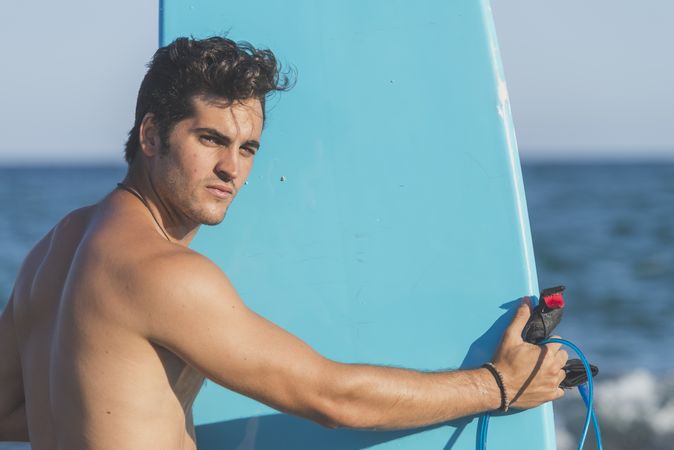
left=555, top=349, right=569, bottom=367
left=503, top=299, right=532, bottom=343
left=555, top=387, right=565, bottom=400
left=544, top=335, right=563, bottom=353
left=557, top=369, right=567, bottom=386
left=544, top=342, right=562, bottom=354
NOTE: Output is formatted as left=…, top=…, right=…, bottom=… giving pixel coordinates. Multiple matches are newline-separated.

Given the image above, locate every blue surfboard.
left=161, top=1, right=557, bottom=448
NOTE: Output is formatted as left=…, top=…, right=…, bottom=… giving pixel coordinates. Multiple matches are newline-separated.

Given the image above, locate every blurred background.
left=1, top=1, right=672, bottom=449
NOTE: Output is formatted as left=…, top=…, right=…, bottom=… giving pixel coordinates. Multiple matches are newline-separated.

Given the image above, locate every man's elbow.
left=311, top=397, right=355, bottom=430
left=295, top=361, right=381, bottom=430
left=311, top=388, right=380, bottom=430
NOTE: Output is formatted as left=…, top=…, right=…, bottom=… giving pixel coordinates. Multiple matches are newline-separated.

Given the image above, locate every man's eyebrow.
left=194, top=127, right=260, bottom=149
left=194, top=127, right=231, bottom=143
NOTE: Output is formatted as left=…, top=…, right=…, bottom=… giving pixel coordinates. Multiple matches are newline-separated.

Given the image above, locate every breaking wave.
left=556, top=370, right=674, bottom=450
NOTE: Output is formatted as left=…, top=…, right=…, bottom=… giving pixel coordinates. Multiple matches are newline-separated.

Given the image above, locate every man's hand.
left=491, top=298, right=568, bottom=410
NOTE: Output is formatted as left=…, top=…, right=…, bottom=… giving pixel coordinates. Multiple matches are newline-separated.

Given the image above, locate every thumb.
left=504, top=297, right=532, bottom=343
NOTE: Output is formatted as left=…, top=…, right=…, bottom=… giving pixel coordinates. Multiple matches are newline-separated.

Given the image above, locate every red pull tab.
left=543, top=292, right=565, bottom=309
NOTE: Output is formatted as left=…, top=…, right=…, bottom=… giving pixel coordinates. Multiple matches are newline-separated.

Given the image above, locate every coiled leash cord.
left=542, top=338, right=602, bottom=450
left=477, top=338, right=602, bottom=450
left=477, top=287, right=603, bottom=450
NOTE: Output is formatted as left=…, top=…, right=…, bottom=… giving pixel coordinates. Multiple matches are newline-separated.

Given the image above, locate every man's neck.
left=120, top=166, right=200, bottom=247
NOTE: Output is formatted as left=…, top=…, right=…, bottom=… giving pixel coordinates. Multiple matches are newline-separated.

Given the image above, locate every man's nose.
left=214, top=147, right=239, bottom=181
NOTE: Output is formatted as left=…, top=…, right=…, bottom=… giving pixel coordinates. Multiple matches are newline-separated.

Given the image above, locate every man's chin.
left=197, top=208, right=228, bottom=226
left=201, top=217, right=225, bottom=226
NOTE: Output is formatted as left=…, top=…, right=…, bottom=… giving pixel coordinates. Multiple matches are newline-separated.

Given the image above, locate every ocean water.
left=1, top=163, right=673, bottom=449
left=524, top=163, right=674, bottom=450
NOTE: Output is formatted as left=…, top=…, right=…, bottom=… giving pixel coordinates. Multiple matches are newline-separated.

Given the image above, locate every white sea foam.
left=595, top=369, right=674, bottom=434
left=556, top=369, right=674, bottom=450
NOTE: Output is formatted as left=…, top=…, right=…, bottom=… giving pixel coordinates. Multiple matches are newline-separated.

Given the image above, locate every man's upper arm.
left=0, top=294, right=28, bottom=440
left=135, top=252, right=337, bottom=423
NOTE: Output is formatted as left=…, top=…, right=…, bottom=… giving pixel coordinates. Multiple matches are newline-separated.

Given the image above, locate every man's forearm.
left=0, top=402, right=29, bottom=442
left=313, top=300, right=566, bottom=430
left=322, top=362, right=501, bottom=430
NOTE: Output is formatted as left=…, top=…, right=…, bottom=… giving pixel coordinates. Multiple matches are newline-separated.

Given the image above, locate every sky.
left=492, top=0, right=674, bottom=161
left=0, top=0, right=672, bottom=164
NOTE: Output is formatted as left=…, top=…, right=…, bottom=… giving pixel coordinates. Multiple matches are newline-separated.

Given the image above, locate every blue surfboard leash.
left=477, top=287, right=603, bottom=450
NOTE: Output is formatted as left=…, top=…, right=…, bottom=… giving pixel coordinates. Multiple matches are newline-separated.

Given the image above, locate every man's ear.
left=139, top=113, right=162, bottom=157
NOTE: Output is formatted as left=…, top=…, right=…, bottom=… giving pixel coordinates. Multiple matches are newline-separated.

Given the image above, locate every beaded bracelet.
left=482, top=362, right=510, bottom=412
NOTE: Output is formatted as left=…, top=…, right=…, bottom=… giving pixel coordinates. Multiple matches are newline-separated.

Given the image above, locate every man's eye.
left=240, top=147, right=256, bottom=157
left=200, top=135, right=218, bottom=145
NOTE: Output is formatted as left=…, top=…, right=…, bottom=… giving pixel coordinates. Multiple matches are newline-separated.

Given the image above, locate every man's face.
left=151, top=95, right=263, bottom=226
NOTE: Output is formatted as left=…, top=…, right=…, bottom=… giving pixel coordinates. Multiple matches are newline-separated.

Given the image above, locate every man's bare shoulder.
left=143, top=245, right=229, bottom=291
left=123, top=245, right=243, bottom=335
left=132, top=245, right=231, bottom=293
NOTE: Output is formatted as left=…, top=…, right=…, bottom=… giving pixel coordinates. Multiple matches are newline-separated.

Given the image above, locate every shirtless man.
left=0, top=36, right=567, bottom=449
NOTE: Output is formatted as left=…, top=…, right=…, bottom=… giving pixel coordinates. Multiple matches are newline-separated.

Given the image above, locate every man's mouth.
left=206, top=184, right=234, bottom=199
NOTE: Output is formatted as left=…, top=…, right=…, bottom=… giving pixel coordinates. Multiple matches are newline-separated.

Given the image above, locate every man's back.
left=5, top=194, right=204, bottom=450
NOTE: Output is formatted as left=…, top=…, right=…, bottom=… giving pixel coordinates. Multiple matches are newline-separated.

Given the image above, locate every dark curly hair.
left=124, top=36, right=292, bottom=164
